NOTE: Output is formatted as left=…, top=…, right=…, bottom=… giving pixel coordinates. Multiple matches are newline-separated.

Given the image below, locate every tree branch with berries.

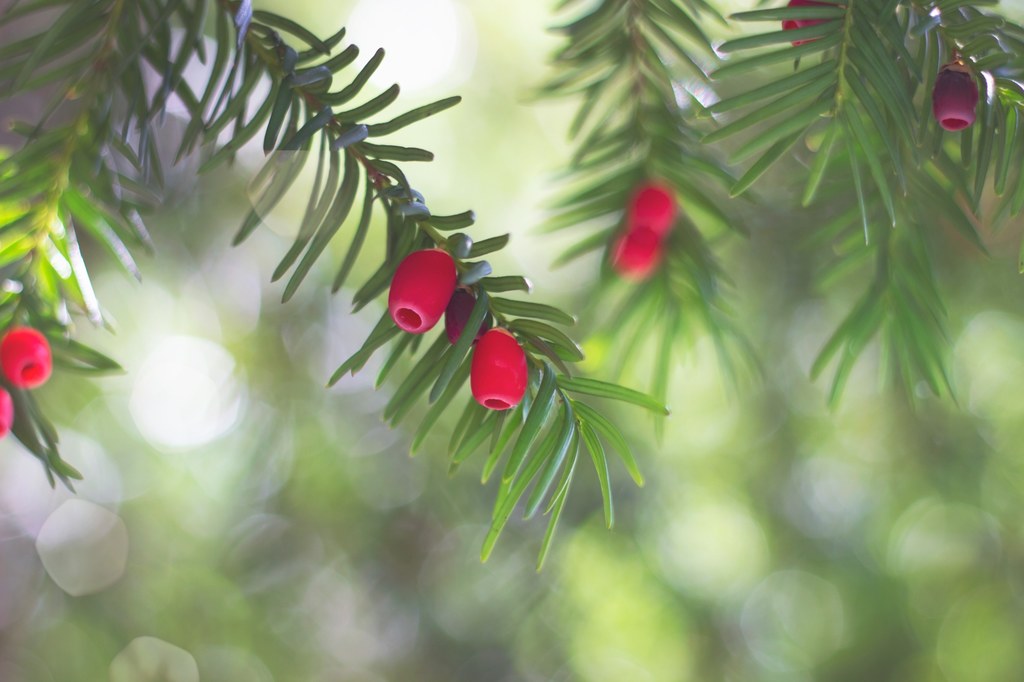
left=1, top=0, right=1024, bottom=566
left=0, top=0, right=666, bottom=566
left=540, top=0, right=758, bottom=424
left=541, top=0, right=1024, bottom=405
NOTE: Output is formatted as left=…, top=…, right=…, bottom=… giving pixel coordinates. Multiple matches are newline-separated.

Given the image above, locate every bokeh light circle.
left=35, top=499, right=128, bottom=596
left=740, top=570, right=846, bottom=672
left=110, top=637, right=199, bottom=682
left=130, top=335, right=244, bottom=450
left=656, top=497, right=768, bottom=598
left=346, top=0, right=475, bottom=93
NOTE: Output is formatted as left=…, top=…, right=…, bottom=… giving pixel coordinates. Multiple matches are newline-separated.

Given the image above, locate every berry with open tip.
left=471, top=328, right=528, bottom=411
left=932, top=62, right=978, bottom=132
left=0, top=327, right=52, bottom=389
left=388, top=249, right=458, bottom=334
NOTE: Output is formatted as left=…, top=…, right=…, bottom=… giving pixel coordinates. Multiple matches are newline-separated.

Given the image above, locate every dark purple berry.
left=444, top=289, right=492, bottom=345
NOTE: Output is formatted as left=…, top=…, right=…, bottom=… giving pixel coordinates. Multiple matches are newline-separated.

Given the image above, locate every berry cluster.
left=388, top=250, right=528, bottom=411
left=610, top=182, right=678, bottom=280
left=781, top=0, right=979, bottom=131
left=0, top=327, right=53, bottom=439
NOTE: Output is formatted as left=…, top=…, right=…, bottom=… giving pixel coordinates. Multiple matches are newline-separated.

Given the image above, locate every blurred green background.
left=3, top=1, right=1024, bottom=680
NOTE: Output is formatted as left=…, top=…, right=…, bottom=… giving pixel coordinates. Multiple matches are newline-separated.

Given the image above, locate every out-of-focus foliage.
left=540, top=0, right=756, bottom=416
left=0, top=1, right=1023, bottom=681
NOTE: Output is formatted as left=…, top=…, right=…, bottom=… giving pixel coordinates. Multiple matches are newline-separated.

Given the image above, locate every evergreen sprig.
left=0, top=0, right=665, bottom=563
left=710, top=0, right=1022, bottom=401
left=717, top=0, right=1024, bottom=215
left=710, top=0, right=962, bottom=403
left=903, top=2, right=1024, bottom=228
left=0, top=0, right=179, bottom=485
left=216, top=0, right=666, bottom=565
left=541, top=0, right=1022, bottom=405
left=541, top=0, right=755, bottom=415
left=804, top=178, right=961, bottom=403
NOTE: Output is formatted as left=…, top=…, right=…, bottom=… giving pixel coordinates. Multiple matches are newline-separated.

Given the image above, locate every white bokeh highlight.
left=35, top=499, right=128, bottom=596
left=347, top=0, right=475, bottom=93
left=130, top=335, right=244, bottom=450
left=784, top=456, right=871, bottom=538
left=887, top=499, right=1000, bottom=576
left=740, top=570, right=846, bottom=672
left=656, top=497, right=768, bottom=598
left=110, top=637, right=199, bottom=682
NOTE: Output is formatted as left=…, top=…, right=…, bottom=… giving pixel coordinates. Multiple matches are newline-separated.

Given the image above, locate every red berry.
left=471, top=328, right=528, bottom=411
left=628, top=183, right=677, bottom=236
left=444, top=289, right=492, bottom=345
left=611, top=226, right=664, bottom=280
left=0, top=388, right=12, bottom=438
left=782, top=0, right=831, bottom=46
left=388, top=249, right=458, bottom=334
left=0, top=327, right=52, bottom=389
left=932, top=63, right=978, bottom=132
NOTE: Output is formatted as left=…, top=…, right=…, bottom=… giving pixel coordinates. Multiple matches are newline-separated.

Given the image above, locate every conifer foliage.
left=0, top=0, right=666, bottom=564
left=541, top=0, right=756, bottom=414
left=1, top=0, right=1023, bottom=561
left=710, top=0, right=1024, bottom=401
left=543, top=0, right=1024, bottom=405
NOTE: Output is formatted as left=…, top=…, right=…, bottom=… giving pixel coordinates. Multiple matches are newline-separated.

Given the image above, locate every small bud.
left=932, top=62, right=978, bottom=132
left=447, top=233, right=473, bottom=259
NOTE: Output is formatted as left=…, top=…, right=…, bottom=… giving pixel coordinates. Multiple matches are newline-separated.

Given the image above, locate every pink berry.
left=628, top=183, right=677, bottom=237
left=782, top=0, right=832, bottom=46
left=388, top=249, right=458, bottom=334
left=611, top=226, right=664, bottom=280
left=0, top=327, right=52, bottom=389
left=471, top=328, right=528, bottom=411
left=0, top=388, right=12, bottom=438
left=932, top=63, right=978, bottom=132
